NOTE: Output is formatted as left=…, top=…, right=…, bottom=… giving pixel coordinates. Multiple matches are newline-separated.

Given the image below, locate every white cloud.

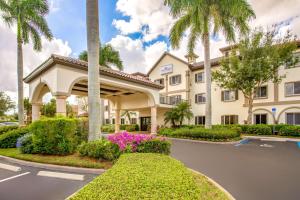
left=0, top=20, right=72, bottom=98
left=109, top=35, right=167, bottom=73
left=49, top=0, right=62, bottom=13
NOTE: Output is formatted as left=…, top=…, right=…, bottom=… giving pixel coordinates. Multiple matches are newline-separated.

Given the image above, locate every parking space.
left=171, top=138, right=300, bottom=200
left=0, top=159, right=99, bottom=200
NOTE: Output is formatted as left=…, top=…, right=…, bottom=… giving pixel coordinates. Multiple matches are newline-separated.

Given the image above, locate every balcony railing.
left=159, top=95, right=187, bottom=105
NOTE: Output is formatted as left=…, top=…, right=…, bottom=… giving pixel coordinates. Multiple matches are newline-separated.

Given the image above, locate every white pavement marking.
left=260, top=144, right=273, bottom=148
left=0, top=172, right=30, bottom=183
left=37, top=171, right=84, bottom=181
left=261, top=138, right=287, bottom=142
left=0, top=163, right=21, bottom=172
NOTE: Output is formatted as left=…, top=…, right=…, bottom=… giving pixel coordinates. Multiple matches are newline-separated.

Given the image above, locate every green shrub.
left=278, top=125, right=300, bottom=137
left=137, top=138, right=171, bottom=154
left=75, top=118, right=89, bottom=144
left=30, top=117, right=77, bottom=155
left=158, top=127, right=240, bottom=141
left=120, top=124, right=139, bottom=132
left=0, top=125, right=18, bottom=135
left=0, top=127, right=29, bottom=148
left=157, top=127, right=174, bottom=135
left=101, top=124, right=115, bottom=133
left=78, top=139, right=120, bottom=161
left=70, top=153, right=201, bottom=200
left=241, top=124, right=272, bottom=135
left=19, top=134, right=35, bottom=154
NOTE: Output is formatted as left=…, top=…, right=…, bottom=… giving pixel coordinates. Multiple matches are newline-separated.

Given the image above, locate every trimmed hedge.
left=136, top=138, right=171, bottom=154
left=240, top=124, right=272, bottom=135
left=158, top=127, right=240, bottom=141
left=120, top=124, right=139, bottom=132
left=70, top=153, right=201, bottom=200
left=0, top=127, right=29, bottom=148
left=78, top=140, right=121, bottom=161
left=101, top=124, right=115, bottom=133
left=278, top=125, right=300, bottom=137
left=29, top=118, right=78, bottom=155
left=0, top=125, right=18, bottom=135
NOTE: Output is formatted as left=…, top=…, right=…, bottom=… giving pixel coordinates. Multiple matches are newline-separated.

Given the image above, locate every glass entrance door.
left=140, top=117, right=151, bottom=131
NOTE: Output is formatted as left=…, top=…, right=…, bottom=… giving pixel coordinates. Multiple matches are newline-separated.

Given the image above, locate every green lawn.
left=0, top=148, right=112, bottom=169
left=70, top=153, right=229, bottom=200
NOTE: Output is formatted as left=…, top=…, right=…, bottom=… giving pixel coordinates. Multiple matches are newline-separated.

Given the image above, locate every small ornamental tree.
left=0, top=92, right=15, bottom=116
left=213, top=29, right=298, bottom=124
left=164, top=102, right=193, bottom=127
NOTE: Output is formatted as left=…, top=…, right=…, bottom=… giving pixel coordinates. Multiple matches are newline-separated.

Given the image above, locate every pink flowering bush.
left=108, top=132, right=170, bottom=154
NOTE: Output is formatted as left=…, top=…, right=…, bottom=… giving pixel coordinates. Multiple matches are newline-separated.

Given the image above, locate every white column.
left=32, top=103, right=41, bottom=121
left=115, top=109, right=121, bottom=133
left=151, top=106, right=158, bottom=134
left=55, top=95, right=67, bottom=116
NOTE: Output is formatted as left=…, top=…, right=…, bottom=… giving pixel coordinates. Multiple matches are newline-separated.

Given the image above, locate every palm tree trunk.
left=100, top=98, right=105, bottom=125
left=203, top=33, right=212, bottom=129
left=86, top=0, right=101, bottom=141
left=17, top=27, right=24, bottom=125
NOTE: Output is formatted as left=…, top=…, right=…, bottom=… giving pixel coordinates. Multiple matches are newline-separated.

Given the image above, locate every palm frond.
left=169, top=13, right=192, bottom=49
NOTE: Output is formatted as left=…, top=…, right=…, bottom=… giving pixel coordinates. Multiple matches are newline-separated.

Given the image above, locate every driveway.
left=171, top=138, right=300, bottom=200
left=0, top=158, right=99, bottom=200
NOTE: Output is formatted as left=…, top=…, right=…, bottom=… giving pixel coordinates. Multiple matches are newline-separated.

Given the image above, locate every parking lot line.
left=37, top=171, right=84, bottom=181
left=0, top=163, right=21, bottom=172
left=0, top=172, right=30, bottom=183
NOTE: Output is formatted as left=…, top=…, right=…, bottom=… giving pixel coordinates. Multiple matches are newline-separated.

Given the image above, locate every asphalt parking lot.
left=0, top=159, right=99, bottom=200
left=171, top=138, right=300, bottom=200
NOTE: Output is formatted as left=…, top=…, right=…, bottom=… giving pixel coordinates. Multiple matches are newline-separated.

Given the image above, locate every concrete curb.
left=168, top=137, right=242, bottom=145
left=0, top=155, right=106, bottom=175
left=243, top=135, right=300, bottom=142
left=189, top=168, right=235, bottom=200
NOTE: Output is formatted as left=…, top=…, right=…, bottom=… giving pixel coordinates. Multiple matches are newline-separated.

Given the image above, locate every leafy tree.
left=41, top=99, right=56, bottom=117
left=0, top=92, right=15, bottom=116
left=0, top=0, right=53, bottom=125
left=165, top=0, right=255, bottom=128
left=212, top=29, right=298, bottom=124
left=79, top=44, right=123, bottom=71
left=24, top=98, right=32, bottom=123
left=164, top=102, right=193, bottom=127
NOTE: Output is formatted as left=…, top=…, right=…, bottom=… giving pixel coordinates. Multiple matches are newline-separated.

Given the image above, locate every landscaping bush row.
left=101, top=124, right=140, bottom=133
left=20, top=117, right=88, bottom=155
left=70, top=153, right=202, bottom=200
left=78, top=132, right=171, bottom=161
left=0, top=127, right=29, bottom=148
left=158, top=127, right=241, bottom=141
left=0, top=125, right=18, bottom=135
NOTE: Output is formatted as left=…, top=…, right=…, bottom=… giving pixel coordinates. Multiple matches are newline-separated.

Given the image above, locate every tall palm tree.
left=79, top=44, right=123, bottom=70
left=165, top=0, right=255, bottom=128
left=86, top=0, right=101, bottom=141
left=0, top=0, right=53, bottom=125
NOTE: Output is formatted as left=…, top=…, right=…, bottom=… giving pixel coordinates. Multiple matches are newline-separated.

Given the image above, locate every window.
left=105, top=119, right=110, bottom=124
left=105, top=105, right=109, bottom=111
left=112, top=118, right=115, bottom=124
left=121, top=118, right=125, bottom=124
left=221, top=115, right=238, bottom=124
left=254, top=86, right=267, bottom=98
left=285, top=81, right=300, bottom=96
left=286, top=113, right=300, bottom=125
left=195, top=116, right=205, bottom=125
left=169, top=75, right=181, bottom=85
left=195, top=72, right=204, bottom=83
left=222, top=90, right=238, bottom=101
left=254, top=114, right=267, bottom=124
left=170, top=95, right=182, bottom=105
left=131, top=118, right=137, bottom=124
left=195, top=93, right=206, bottom=104
left=285, top=52, right=300, bottom=69
left=154, top=78, right=164, bottom=86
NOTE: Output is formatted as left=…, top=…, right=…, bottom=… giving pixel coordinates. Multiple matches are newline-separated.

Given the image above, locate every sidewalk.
left=243, top=135, right=300, bottom=142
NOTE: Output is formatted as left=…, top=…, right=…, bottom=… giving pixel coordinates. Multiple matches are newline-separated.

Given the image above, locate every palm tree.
left=79, top=44, right=123, bottom=71
left=165, top=0, right=255, bottom=128
left=176, top=102, right=193, bottom=126
left=86, top=0, right=101, bottom=141
left=0, top=0, right=53, bottom=125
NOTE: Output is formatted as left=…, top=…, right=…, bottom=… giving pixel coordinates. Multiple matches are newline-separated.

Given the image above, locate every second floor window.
left=222, top=90, right=238, bottom=101
left=169, top=75, right=181, bottom=85
left=154, top=78, right=164, bottom=86
left=195, top=72, right=204, bottom=83
left=170, top=95, right=181, bottom=105
left=285, top=81, right=300, bottom=96
left=254, top=86, right=267, bottom=98
left=195, top=93, right=206, bottom=104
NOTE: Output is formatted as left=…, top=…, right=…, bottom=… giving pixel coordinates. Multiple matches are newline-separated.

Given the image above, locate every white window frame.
left=195, top=93, right=206, bottom=104
left=195, top=116, right=205, bottom=125
left=285, top=81, right=300, bottom=97
left=170, top=95, right=182, bottom=105
left=195, top=72, right=204, bottom=83
left=254, top=113, right=268, bottom=124
left=169, top=75, right=181, bottom=86
left=223, top=90, right=236, bottom=102
left=254, top=86, right=268, bottom=99
left=221, top=115, right=238, bottom=125
left=154, top=78, right=164, bottom=86
left=286, top=112, right=300, bottom=125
